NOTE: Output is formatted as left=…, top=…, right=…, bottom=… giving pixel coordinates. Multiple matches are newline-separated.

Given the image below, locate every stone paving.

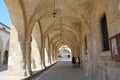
left=0, top=64, right=24, bottom=80
left=0, top=64, right=7, bottom=72
left=32, top=61, right=90, bottom=80
left=0, top=62, right=90, bottom=80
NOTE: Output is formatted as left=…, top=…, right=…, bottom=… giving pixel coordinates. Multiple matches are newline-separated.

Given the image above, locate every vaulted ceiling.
left=23, top=0, right=93, bottom=52
left=5, top=0, right=95, bottom=53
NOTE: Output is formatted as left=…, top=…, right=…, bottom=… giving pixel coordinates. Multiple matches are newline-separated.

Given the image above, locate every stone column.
left=31, top=55, right=36, bottom=69
left=25, top=40, right=32, bottom=76
left=34, top=48, right=42, bottom=70
left=54, top=53, right=57, bottom=63
left=51, top=52, right=54, bottom=64
left=8, top=41, right=26, bottom=76
left=31, top=42, right=42, bottom=70
left=40, top=44, right=46, bottom=68
left=37, top=48, right=43, bottom=69
left=51, top=50, right=54, bottom=63
left=48, top=45, right=52, bottom=65
left=50, top=45, right=54, bottom=64
left=55, top=52, right=58, bottom=62
left=53, top=50, right=56, bottom=63
left=40, top=47, right=44, bottom=69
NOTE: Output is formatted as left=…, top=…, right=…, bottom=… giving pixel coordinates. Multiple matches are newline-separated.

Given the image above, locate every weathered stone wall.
left=82, top=0, right=120, bottom=80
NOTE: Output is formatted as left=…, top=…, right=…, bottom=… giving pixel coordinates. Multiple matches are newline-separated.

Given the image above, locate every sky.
left=0, top=0, right=11, bottom=27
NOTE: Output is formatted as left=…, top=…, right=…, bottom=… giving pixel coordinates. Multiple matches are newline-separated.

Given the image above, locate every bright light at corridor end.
left=58, top=45, right=72, bottom=61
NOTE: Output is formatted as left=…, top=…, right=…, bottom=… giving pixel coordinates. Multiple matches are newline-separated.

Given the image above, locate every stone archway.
left=31, top=21, right=43, bottom=71
left=58, top=45, right=72, bottom=61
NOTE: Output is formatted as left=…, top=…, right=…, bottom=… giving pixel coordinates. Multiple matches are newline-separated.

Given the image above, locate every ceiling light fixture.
left=52, top=0, right=56, bottom=18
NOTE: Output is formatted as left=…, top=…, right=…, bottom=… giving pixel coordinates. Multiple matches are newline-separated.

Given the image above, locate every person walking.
left=72, top=55, right=76, bottom=64
left=76, top=57, right=80, bottom=67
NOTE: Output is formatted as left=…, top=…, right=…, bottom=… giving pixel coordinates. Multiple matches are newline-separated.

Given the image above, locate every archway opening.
left=30, top=21, right=43, bottom=73
left=3, top=50, right=8, bottom=64
left=58, top=45, right=72, bottom=61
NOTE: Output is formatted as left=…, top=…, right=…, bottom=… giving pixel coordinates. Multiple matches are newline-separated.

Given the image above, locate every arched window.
left=100, top=14, right=109, bottom=51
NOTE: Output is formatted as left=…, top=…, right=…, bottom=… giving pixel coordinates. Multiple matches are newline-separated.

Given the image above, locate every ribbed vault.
left=5, top=0, right=94, bottom=76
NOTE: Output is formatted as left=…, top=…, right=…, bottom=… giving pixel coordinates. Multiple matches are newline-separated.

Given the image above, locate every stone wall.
left=82, top=0, right=120, bottom=80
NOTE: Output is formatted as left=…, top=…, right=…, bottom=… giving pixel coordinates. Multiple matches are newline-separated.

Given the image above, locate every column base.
left=8, top=67, right=26, bottom=76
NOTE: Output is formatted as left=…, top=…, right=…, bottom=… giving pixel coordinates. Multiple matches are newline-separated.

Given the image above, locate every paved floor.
left=0, top=64, right=7, bottom=72
left=0, top=64, right=24, bottom=80
left=32, top=61, right=90, bottom=80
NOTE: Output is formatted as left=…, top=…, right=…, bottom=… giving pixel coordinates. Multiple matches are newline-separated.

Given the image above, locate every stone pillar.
left=40, top=45, right=46, bottom=68
left=8, top=41, right=26, bottom=76
left=31, top=55, right=36, bottom=69
left=51, top=52, right=54, bottom=64
left=34, top=48, right=42, bottom=70
left=53, top=50, right=56, bottom=63
left=50, top=45, right=54, bottom=64
left=55, top=52, right=58, bottom=62
left=7, top=25, right=26, bottom=76
left=31, top=41, right=42, bottom=70
left=48, top=46, right=52, bottom=65
left=51, top=50, right=54, bottom=63
left=37, top=48, right=43, bottom=69
left=40, top=47, right=44, bottom=69
left=55, top=53, right=57, bottom=63
left=25, top=40, right=32, bottom=76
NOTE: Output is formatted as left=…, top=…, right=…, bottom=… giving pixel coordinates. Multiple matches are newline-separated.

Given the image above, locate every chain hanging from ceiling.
left=52, top=0, right=57, bottom=18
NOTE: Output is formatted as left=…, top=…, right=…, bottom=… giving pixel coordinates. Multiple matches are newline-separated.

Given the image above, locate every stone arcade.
left=3, top=0, right=120, bottom=80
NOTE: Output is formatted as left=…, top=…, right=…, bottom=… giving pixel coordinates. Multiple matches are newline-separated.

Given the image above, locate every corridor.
left=31, top=61, right=89, bottom=80
left=1, top=0, right=120, bottom=80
